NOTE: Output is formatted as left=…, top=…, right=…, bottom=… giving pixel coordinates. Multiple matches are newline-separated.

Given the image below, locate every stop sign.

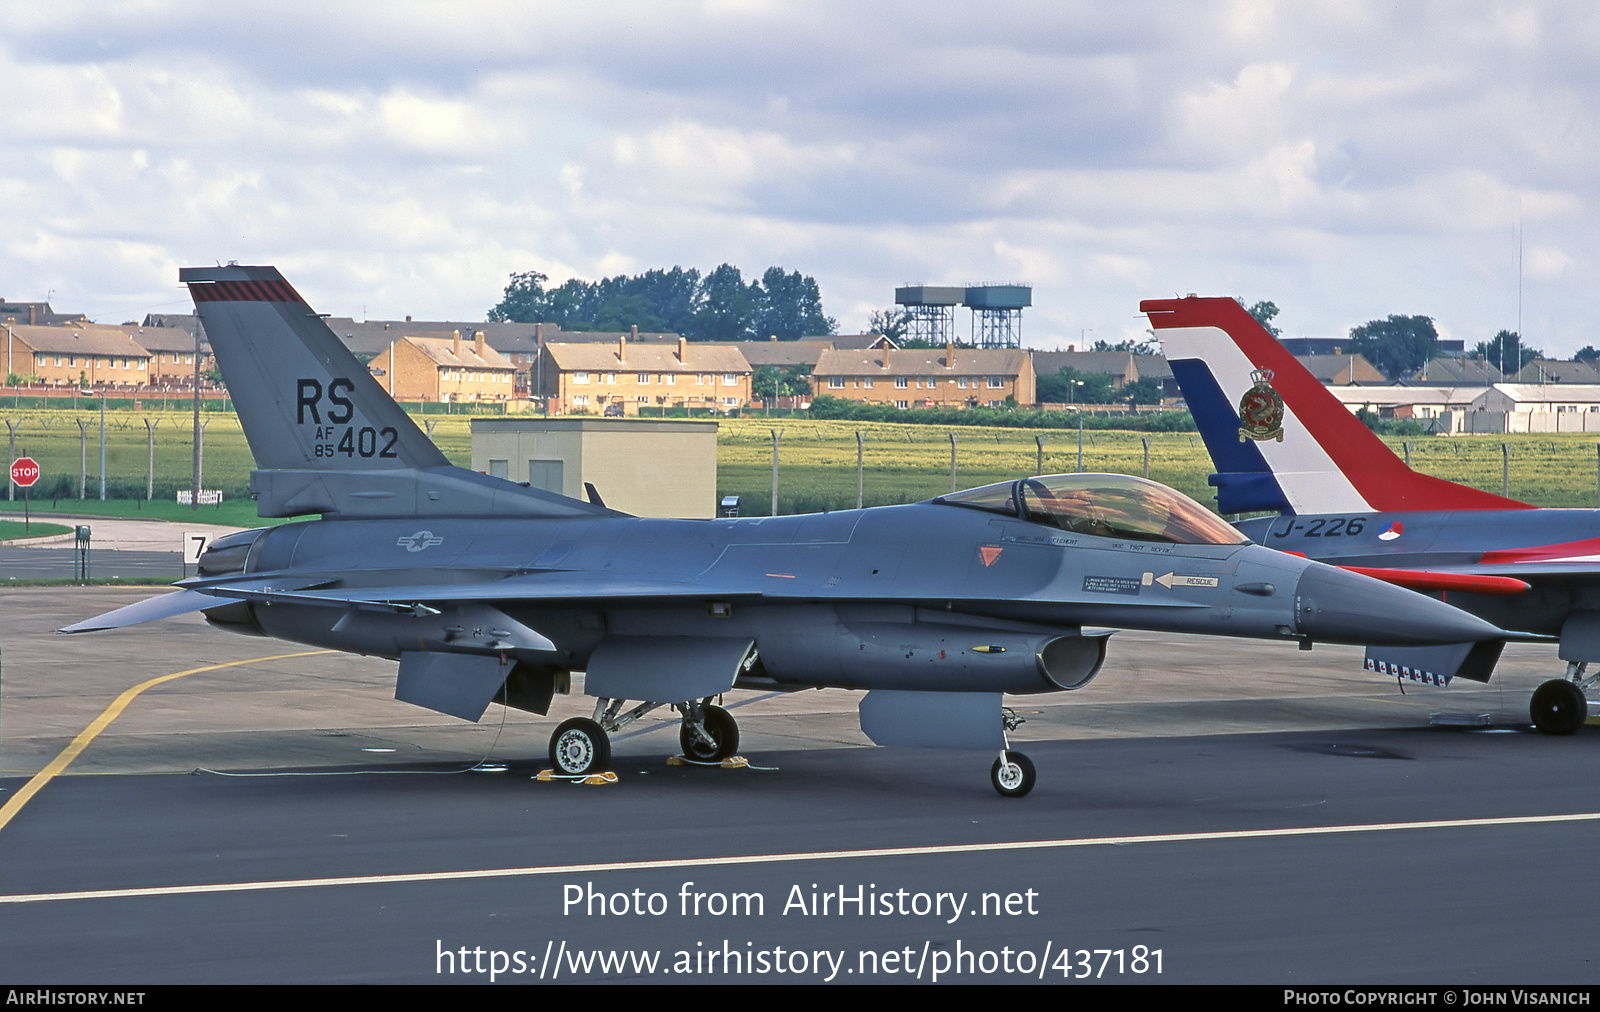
left=10, top=456, right=39, bottom=488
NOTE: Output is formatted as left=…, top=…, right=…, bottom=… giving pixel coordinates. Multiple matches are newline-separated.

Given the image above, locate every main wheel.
left=679, top=705, right=739, bottom=762
left=550, top=718, right=611, bottom=775
left=990, top=751, right=1036, bottom=798
left=1530, top=680, right=1587, bottom=736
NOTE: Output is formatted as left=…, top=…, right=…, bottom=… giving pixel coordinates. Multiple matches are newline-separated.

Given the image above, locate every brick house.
left=539, top=336, right=752, bottom=415
left=812, top=344, right=1034, bottom=409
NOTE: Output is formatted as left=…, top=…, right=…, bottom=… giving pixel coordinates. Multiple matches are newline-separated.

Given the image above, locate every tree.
left=1576, top=345, right=1600, bottom=363
left=1037, top=368, right=1116, bottom=404
left=866, top=307, right=914, bottom=342
left=489, top=262, right=835, bottom=341
left=627, top=267, right=703, bottom=335
left=1348, top=315, right=1438, bottom=381
left=692, top=264, right=758, bottom=342
left=752, top=364, right=813, bottom=401
left=753, top=267, right=836, bottom=341
left=546, top=277, right=604, bottom=330
left=488, top=270, right=552, bottom=323
left=1232, top=298, right=1282, bottom=337
left=1471, top=330, right=1537, bottom=374
left=592, top=293, right=668, bottom=334
left=1117, top=376, right=1164, bottom=405
left=1089, top=336, right=1158, bottom=355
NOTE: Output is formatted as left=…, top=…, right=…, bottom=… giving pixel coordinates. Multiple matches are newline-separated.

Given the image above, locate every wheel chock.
left=534, top=769, right=618, bottom=785
left=667, top=754, right=772, bottom=770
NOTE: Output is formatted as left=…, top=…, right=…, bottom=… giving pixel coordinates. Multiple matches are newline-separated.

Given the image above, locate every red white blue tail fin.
left=1142, top=296, right=1529, bottom=514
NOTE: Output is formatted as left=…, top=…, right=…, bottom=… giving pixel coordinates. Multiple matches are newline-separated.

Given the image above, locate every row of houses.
left=15, top=297, right=1600, bottom=428
left=2, top=317, right=207, bottom=389
left=1332, top=384, right=1600, bottom=433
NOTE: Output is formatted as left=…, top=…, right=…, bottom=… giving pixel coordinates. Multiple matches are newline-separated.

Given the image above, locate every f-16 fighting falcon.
left=1147, top=294, right=1596, bottom=735
left=66, top=268, right=1509, bottom=796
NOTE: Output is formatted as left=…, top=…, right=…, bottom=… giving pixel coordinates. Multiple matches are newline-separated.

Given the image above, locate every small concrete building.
left=1469, top=384, right=1600, bottom=433
left=470, top=417, right=719, bottom=518
left=1324, top=385, right=1481, bottom=432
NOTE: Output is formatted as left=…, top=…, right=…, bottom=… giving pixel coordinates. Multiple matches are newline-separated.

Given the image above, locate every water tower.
left=964, top=283, right=1031, bottom=348
left=893, top=285, right=964, bottom=345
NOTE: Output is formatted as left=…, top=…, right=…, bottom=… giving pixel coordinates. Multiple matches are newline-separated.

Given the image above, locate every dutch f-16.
left=67, top=268, right=1508, bottom=796
left=1147, top=294, right=1595, bottom=734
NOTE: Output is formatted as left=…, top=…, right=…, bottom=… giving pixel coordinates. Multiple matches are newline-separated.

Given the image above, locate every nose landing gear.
left=990, top=708, right=1035, bottom=797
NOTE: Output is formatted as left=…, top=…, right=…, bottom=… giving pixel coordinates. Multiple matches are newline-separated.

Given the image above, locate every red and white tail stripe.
left=1143, top=296, right=1527, bottom=513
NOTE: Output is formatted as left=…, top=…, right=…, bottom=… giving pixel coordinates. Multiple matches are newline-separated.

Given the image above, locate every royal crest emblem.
left=1237, top=369, right=1285, bottom=442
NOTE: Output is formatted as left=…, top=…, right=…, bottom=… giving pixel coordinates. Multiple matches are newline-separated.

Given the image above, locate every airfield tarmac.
left=2, top=584, right=1598, bottom=984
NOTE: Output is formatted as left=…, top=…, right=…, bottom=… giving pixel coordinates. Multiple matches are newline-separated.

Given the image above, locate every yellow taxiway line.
left=0, top=650, right=334, bottom=834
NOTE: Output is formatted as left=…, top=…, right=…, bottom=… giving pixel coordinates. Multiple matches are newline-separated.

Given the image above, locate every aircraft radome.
left=67, top=268, right=1511, bottom=796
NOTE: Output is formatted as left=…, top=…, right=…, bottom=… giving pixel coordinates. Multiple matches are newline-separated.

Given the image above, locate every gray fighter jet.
left=69, top=267, right=1508, bottom=796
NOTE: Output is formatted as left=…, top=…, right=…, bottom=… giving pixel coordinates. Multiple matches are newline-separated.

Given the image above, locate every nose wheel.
left=990, top=708, right=1035, bottom=797
left=991, top=751, right=1035, bottom=797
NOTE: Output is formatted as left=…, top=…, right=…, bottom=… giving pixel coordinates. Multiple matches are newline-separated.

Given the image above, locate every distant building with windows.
left=2, top=323, right=151, bottom=387
left=1, top=300, right=88, bottom=328
left=122, top=322, right=212, bottom=386
left=375, top=331, right=517, bottom=402
left=538, top=336, right=752, bottom=415
left=812, top=344, right=1033, bottom=409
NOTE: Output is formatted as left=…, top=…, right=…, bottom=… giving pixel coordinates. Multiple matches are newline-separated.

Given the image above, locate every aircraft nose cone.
left=1294, top=564, right=1505, bottom=645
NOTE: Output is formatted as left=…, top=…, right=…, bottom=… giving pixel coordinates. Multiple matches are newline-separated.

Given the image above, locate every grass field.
left=2, top=408, right=1599, bottom=522
left=716, top=419, right=1600, bottom=514
left=0, top=519, right=71, bottom=540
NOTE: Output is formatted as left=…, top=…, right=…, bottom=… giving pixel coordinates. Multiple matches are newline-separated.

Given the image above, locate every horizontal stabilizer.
left=60, top=589, right=219, bottom=633
left=1209, top=471, right=1292, bottom=515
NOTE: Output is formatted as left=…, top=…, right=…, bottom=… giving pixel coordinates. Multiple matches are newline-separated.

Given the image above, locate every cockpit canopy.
left=934, top=473, right=1248, bottom=546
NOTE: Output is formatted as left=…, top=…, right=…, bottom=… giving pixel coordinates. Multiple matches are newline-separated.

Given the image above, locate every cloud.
left=0, top=1, right=1593, bottom=354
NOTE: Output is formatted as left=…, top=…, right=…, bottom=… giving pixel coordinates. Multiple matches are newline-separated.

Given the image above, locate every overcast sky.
left=2, top=1, right=1596, bottom=354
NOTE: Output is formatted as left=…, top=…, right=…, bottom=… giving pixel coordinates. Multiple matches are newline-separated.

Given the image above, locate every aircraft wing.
left=66, top=563, right=1218, bottom=635
left=197, top=573, right=769, bottom=610
left=61, top=572, right=771, bottom=633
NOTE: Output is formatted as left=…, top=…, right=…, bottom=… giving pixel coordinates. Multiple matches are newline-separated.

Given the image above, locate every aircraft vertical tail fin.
left=182, top=265, right=448, bottom=472
left=182, top=265, right=615, bottom=519
left=1142, top=296, right=1530, bottom=514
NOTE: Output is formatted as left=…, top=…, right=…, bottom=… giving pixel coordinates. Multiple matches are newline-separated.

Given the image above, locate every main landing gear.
left=546, top=696, right=741, bottom=776
left=1531, top=663, right=1594, bottom=736
left=990, top=708, right=1036, bottom=798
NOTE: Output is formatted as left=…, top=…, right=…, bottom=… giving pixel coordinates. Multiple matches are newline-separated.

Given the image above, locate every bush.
left=806, top=395, right=1194, bottom=432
